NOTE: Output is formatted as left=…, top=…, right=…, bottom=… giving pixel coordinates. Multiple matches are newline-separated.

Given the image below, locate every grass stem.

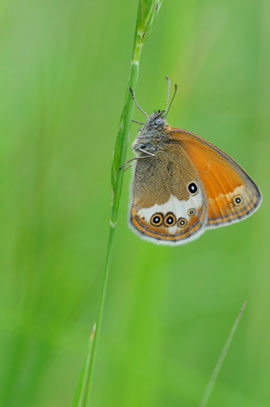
left=72, top=1, right=163, bottom=406
left=199, top=301, right=247, bottom=407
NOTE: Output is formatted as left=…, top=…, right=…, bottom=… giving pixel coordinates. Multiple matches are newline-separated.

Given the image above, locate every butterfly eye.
left=188, top=208, right=196, bottom=217
left=150, top=213, right=163, bottom=226
left=187, top=182, right=198, bottom=195
left=233, top=195, right=243, bottom=206
left=164, top=213, right=176, bottom=227
left=177, top=217, right=187, bottom=228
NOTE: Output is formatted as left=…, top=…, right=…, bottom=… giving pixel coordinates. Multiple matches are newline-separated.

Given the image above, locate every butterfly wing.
left=167, top=128, right=262, bottom=228
left=129, top=143, right=208, bottom=245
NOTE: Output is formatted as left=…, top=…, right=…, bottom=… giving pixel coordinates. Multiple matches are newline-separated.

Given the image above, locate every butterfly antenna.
left=165, top=75, right=171, bottom=113
left=164, top=83, right=178, bottom=118
left=129, top=87, right=149, bottom=119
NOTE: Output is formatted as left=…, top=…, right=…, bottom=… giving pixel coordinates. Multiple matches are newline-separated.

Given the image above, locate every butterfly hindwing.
left=129, top=143, right=208, bottom=244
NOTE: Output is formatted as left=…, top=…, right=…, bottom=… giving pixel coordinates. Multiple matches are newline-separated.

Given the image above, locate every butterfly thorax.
left=132, top=111, right=170, bottom=156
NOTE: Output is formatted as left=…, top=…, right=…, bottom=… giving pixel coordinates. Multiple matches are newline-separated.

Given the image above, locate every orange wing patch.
left=167, top=128, right=261, bottom=227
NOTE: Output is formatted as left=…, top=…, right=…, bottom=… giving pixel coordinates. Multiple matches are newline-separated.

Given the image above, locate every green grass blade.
left=72, top=1, right=163, bottom=406
left=199, top=301, right=247, bottom=407
left=111, top=0, right=163, bottom=223
left=72, top=324, right=96, bottom=407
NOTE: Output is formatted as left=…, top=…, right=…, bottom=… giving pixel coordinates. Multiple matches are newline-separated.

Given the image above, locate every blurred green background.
left=0, top=0, right=269, bottom=406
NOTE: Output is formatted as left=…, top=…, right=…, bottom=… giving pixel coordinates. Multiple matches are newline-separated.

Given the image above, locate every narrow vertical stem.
left=83, top=226, right=115, bottom=404
left=72, top=323, right=96, bottom=407
left=199, top=301, right=247, bottom=407
left=88, top=23, right=145, bottom=395
left=72, top=2, right=164, bottom=406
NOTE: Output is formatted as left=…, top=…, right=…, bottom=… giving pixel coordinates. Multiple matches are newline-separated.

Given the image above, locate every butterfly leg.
left=119, top=157, right=138, bottom=170
left=138, top=148, right=155, bottom=156
left=132, top=119, right=145, bottom=125
left=119, top=155, right=154, bottom=171
left=123, top=163, right=135, bottom=172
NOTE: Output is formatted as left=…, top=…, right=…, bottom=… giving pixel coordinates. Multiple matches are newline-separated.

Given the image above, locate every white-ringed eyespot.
left=187, top=182, right=199, bottom=196
left=177, top=217, right=187, bottom=228
left=150, top=213, right=163, bottom=226
left=164, top=213, right=176, bottom=227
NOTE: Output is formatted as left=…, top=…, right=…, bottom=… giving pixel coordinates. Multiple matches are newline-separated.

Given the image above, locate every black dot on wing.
left=188, top=182, right=198, bottom=195
left=164, top=212, right=176, bottom=227
left=233, top=195, right=242, bottom=206
left=188, top=208, right=196, bottom=216
left=177, top=217, right=187, bottom=228
left=150, top=213, right=163, bottom=226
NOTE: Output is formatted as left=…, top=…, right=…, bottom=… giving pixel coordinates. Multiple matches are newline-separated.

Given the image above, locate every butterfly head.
left=148, top=110, right=167, bottom=128
left=130, top=78, right=177, bottom=155
left=132, top=110, right=169, bottom=155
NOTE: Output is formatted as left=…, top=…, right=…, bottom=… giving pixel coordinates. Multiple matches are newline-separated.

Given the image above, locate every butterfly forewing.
left=167, top=128, right=262, bottom=228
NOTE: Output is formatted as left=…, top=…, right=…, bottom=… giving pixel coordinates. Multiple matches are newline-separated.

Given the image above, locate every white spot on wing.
left=137, top=191, right=203, bottom=232
left=208, top=185, right=252, bottom=206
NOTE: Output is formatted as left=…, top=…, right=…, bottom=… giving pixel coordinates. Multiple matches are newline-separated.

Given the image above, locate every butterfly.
left=123, top=78, right=262, bottom=245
